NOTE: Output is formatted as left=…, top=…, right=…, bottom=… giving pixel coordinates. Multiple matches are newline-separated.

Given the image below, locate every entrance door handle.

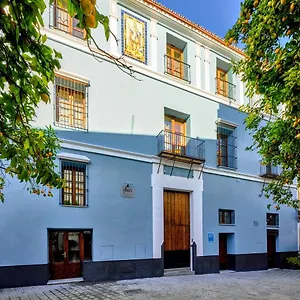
left=62, top=252, right=67, bottom=258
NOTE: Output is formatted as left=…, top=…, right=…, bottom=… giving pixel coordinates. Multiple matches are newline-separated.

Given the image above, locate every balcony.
left=164, top=55, right=191, bottom=83
left=157, top=130, right=205, bottom=164
left=215, top=77, right=236, bottom=101
left=260, top=162, right=280, bottom=179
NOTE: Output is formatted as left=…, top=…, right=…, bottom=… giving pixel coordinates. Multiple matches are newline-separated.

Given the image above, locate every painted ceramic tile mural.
left=122, top=11, right=147, bottom=64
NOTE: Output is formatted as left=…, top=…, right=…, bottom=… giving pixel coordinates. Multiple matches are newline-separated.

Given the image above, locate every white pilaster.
left=239, top=74, right=244, bottom=105
left=203, top=47, right=211, bottom=93
left=109, top=0, right=118, bottom=56
left=195, top=42, right=202, bottom=89
left=150, top=18, right=158, bottom=71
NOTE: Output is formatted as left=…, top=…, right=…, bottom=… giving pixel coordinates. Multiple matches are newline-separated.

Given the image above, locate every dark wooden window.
left=55, top=75, right=88, bottom=130
left=52, top=0, right=85, bottom=39
left=61, top=161, right=87, bottom=206
left=217, top=126, right=237, bottom=169
left=266, top=213, right=279, bottom=226
left=219, top=209, right=235, bottom=225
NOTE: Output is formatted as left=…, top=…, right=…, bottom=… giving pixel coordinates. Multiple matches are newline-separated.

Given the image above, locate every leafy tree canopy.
left=0, top=0, right=127, bottom=202
left=226, top=0, right=300, bottom=209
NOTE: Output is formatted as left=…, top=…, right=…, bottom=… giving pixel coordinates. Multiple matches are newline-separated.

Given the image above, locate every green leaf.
left=24, top=139, right=30, bottom=150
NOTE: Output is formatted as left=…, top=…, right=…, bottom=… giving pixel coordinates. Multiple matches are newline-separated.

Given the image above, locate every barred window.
left=217, top=126, right=237, bottom=169
left=51, top=1, right=85, bottom=39
left=219, top=209, right=235, bottom=225
left=54, top=75, right=88, bottom=130
left=61, top=161, right=87, bottom=207
left=266, top=213, right=279, bottom=226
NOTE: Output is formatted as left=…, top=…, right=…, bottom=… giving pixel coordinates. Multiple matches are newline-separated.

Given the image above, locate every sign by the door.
left=121, top=184, right=135, bottom=198
left=208, top=232, right=214, bottom=243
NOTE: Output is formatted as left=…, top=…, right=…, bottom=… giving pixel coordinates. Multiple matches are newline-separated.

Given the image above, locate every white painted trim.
left=110, top=0, right=119, bottom=56
left=204, top=47, right=210, bottom=93
left=57, top=152, right=90, bottom=163
left=60, top=139, right=297, bottom=189
left=150, top=18, right=158, bottom=72
left=216, top=118, right=238, bottom=128
left=60, top=139, right=154, bottom=163
left=151, top=164, right=203, bottom=261
left=55, top=70, right=90, bottom=85
left=195, top=43, right=201, bottom=89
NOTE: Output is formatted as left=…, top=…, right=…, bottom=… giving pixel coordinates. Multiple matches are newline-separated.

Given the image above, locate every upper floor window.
left=51, top=0, right=85, bottom=39
left=164, top=114, right=187, bottom=154
left=166, top=44, right=184, bottom=79
left=54, top=75, right=88, bottom=130
left=217, top=125, right=237, bottom=169
left=164, top=34, right=190, bottom=83
left=61, top=160, right=87, bottom=207
left=215, top=59, right=236, bottom=101
left=266, top=213, right=279, bottom=227
left=219, top=209, right=235, bottom=225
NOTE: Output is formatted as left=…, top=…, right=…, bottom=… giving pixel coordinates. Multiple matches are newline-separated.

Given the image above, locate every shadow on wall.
left=55, top=103, right=260, bottom=174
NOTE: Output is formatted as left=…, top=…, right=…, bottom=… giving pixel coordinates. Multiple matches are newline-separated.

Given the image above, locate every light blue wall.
left=202, top=173, right=298, bottom=256
left=0, top=148, right=153, bottom=266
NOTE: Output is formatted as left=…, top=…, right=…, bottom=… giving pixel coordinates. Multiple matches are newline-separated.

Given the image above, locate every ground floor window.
left=219, top=209, right=235, bottom=225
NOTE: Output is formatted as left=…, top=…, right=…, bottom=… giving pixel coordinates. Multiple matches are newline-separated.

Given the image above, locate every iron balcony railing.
left=164, top=55, right=191, bottom=83
left=215, top=77, right=236, bottom=101
left=157, top=130, right=205, bottom=162
left=260, top=161, right=281, bottom=178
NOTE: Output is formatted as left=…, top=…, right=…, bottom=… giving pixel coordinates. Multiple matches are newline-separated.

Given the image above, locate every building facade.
left=0, top=0, right=298, bottom=288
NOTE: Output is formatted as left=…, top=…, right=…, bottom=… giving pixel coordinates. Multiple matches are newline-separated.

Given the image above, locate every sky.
left=157, top=0, right=242, bottom=38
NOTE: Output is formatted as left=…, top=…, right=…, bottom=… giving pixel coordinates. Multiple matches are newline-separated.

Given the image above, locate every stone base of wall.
left=83, top=258, right=163, bottom=282
left=1, top=252, right=297, bottom=289
left=228, top=253, right=268, bottom=271
left=194, top=256, right=220, bottom=274
left=276, top=251, right=298, bottom=269
left=0, top=264, right=49, bottom=289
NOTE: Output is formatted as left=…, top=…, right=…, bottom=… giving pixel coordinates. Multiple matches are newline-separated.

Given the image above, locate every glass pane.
left=84, top=231, right=92, bottom=260
left=164, top=119, right=172, bottom=131
left=68, top=232, right=80, bottom=262
left=51, top=232, right=65, bottom=263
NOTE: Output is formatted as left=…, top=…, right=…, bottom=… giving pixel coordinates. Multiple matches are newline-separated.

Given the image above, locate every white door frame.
left=151, top=163, right=204, bottom=270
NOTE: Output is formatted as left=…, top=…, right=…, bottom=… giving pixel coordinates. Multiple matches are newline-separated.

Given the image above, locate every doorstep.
left=164, top=267, right=195, bottom=277
left=47, top=277, right=84, bottom=285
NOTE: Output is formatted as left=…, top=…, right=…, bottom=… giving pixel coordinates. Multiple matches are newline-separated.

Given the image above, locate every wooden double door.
left=49, top=230, right=87, bottom=280
left=164, top=191, right=190, bottom=269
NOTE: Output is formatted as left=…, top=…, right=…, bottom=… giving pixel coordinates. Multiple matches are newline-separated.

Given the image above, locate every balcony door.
left=166, top=44, right=183, bottom=79
left=164, top=116, right=186, bottom=155
left=217, top=68, right=228, bottom=97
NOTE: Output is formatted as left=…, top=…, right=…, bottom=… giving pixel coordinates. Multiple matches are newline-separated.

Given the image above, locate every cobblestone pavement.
left=1, top=269, right=300, bottom=300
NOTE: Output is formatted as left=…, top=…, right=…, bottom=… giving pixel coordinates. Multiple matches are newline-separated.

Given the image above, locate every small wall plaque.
left=208, top=232, right=214, bottom=243
left=121, top=184, right=135, bottom=198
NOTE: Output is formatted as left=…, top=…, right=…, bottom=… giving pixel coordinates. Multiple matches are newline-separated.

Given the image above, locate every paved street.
left=1, top=269, right=300, bottom=300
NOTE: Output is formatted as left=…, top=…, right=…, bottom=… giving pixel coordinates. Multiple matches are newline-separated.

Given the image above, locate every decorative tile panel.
left=121, top=10, right=147, bottom=64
